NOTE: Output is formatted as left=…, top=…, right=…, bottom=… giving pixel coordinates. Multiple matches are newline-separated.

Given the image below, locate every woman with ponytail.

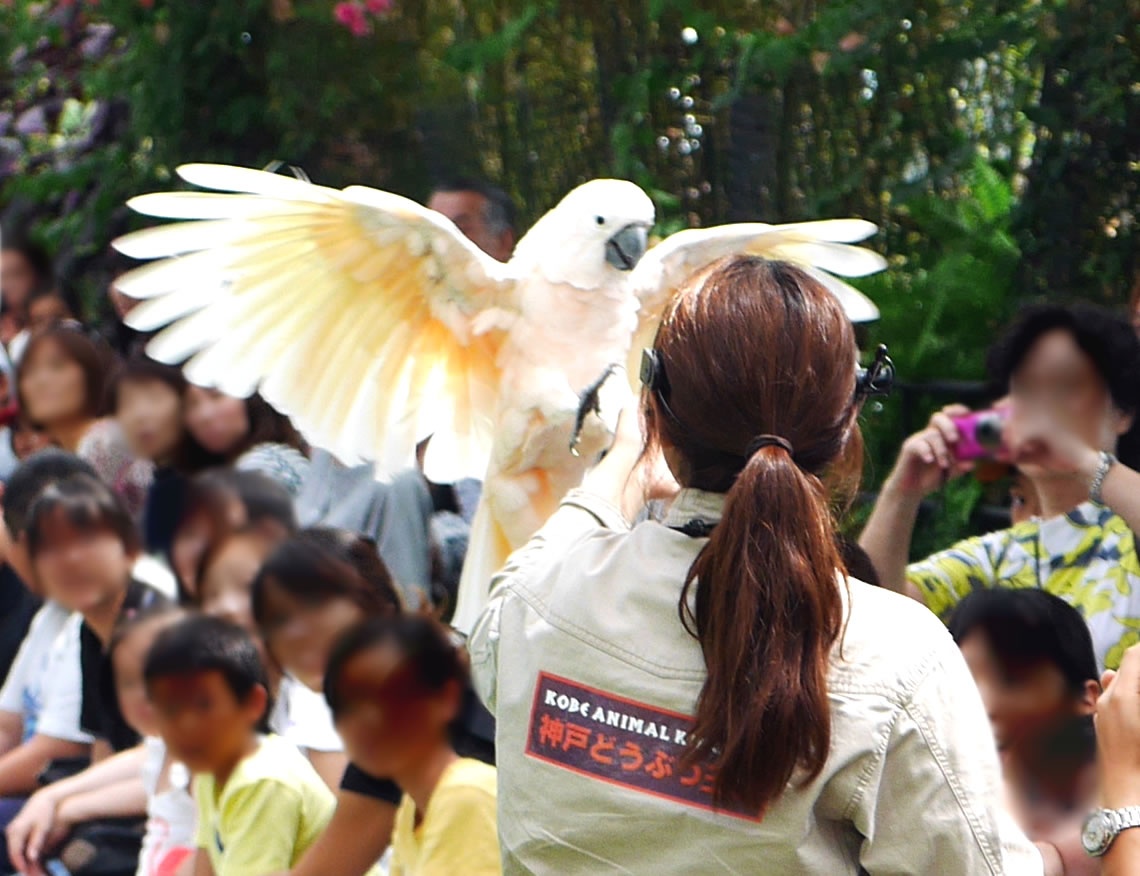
left=470, top=256, right=1045, bottom=874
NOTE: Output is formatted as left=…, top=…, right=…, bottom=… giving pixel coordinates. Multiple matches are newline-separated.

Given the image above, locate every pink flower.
left=333, top=1, right=369, bottom=36
left=364, top=0, right=392, bottom=13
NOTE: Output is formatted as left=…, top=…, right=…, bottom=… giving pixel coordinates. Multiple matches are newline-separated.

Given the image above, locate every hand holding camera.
left=890, top=399, right=1103, bottom=500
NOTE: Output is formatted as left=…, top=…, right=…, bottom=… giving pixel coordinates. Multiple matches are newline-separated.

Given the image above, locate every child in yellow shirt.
left=145, top=614, right=335, bottom=876
left=325, top=616, right=501, bottom=875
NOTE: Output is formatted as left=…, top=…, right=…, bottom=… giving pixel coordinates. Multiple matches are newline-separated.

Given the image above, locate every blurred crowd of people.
left=0, top=181, right=1139, bottom=876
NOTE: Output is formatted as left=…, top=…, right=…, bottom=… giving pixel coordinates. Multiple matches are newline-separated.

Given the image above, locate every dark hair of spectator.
left=947, top=588, right=1099, bottom=695
left=252, top=528, right=402, bottom=633
left=3, top=449, right=98, bottom=539
left=26, top=473, right=141, bottom=558
left=111, top=353, right=187, bottom=407
left=986, top=302, right=1140, bottom=417
left=1, top=236, right=54, bottom=291
left=236, top=394, right=309, bottom=460
left=178, top=468, right=297, bottom=536
left=653, top=256, right=862, bottom=811
left=430, top=176, right=517, bottom=236
left=111, top=353, right=221, bottom=471
left=17, top=324, right=116, bottom=425
left=144, top=614, right=271, bottom=731
left=324, top=615, right=467, bottom=718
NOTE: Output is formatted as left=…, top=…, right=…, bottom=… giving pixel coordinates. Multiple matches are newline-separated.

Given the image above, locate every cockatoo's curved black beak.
left=605, top=224, right=649, bottom=271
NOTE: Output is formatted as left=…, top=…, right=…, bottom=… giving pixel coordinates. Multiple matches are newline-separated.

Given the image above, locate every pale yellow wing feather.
left=627, top=219, right=886, bottom=382
left=115, top=164, right=515, bottom=480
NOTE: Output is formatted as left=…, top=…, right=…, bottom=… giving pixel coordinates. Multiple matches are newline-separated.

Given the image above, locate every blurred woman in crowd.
left=112, top=354, right=218, bottom=558
left=470, top=256, right=1041, bottom=873
left=17, top=325, right=151, bottom=517
left=183, top=386, right=308, bottom=496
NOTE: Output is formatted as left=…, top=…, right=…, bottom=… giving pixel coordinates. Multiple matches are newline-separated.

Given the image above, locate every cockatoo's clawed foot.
left=570, top=363, right=631, bottom=456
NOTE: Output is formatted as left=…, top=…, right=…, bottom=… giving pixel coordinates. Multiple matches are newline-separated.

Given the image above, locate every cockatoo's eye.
left=595, top=216, right=606, bottom=226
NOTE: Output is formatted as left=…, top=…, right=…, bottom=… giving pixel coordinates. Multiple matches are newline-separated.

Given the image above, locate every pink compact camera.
left=950, top=408, right=1009, bottom=461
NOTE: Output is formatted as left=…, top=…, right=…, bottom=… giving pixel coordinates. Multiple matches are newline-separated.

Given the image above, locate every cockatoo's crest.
left=511, top=179, right=656, bottom=290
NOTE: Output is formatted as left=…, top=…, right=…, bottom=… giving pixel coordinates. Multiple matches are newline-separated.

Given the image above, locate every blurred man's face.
left=428, top=190, right=514, bottom=262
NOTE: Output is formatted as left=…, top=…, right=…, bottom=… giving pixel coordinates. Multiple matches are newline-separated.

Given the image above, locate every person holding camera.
left=859, top=303, right=1140, bottom=672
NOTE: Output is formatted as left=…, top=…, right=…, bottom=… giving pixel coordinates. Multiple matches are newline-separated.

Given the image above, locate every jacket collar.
left=662, top=489, right=726, bottom=532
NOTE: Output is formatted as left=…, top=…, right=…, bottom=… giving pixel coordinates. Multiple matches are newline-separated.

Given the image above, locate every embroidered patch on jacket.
left=525, top=671, right=759, bottom=821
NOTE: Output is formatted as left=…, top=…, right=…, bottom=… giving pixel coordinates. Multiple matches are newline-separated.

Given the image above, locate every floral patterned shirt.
left=908, top=500, right=1140, bottom=670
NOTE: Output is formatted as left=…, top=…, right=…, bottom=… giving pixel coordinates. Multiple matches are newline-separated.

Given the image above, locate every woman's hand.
left=1006, top=405, right=1101, bottom=484
left=884, top=405, right=975, bottom=499
left=585, top=402, right=680, bottom=522
left=5, top=790, right=70, bottom=875
left=1096, top=645, right=1140, bottom=809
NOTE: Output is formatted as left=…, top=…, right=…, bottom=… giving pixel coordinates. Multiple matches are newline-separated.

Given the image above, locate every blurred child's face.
left=184, top=387, right=250, bottom=457
left=27, top=296, right=71, bottom=334
left=259, top=586, right=367, bottom=692
left=11, top=420, right=51, bottom=460
left=149, top=670, right=265, bottom=775
left=199, top=536, right=268, bottom=634
left=333, top=643, right=460, bottom=780
left=118, top=379, right=183, bottom=463
left=958, top=631, right=1094, bottom=757
left=114, top=617, right=178, bottom=738
left=32, top=512, right=134, bottom=615
left=19, top=339, right=87, bottom=427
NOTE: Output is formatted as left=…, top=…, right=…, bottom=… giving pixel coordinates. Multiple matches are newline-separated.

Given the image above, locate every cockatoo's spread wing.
left=114, top=163, right=515, bottom=482
left=627, top=220, right=887, bottom=374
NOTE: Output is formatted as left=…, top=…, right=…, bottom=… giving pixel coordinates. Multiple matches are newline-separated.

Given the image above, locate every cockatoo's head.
left=511, top=179, right=655, bottom=289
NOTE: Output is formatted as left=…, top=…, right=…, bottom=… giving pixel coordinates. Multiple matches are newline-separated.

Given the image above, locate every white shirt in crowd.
left=269, top=675, right=343, bottom=754
left=471, top=488, right=1044, bottom=875
left=0, top=603, right=90, bottom=744
left=136, top=736, right=196, bottom=876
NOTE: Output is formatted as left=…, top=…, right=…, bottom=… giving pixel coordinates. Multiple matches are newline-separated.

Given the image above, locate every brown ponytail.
left=650, top=256, right=861, bottom=813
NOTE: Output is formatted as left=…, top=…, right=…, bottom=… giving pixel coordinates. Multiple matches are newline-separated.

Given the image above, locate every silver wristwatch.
left=1090, top=451, right=1117, bottom=505
left=1082, top=806, right=1140, bottom=857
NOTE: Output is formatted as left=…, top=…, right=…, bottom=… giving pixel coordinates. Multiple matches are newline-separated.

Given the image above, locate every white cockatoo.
left=112, top=164, right=887, bottom=631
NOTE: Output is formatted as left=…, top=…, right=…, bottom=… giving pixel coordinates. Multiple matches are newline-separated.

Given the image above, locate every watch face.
left=1083, top=811, right=1114, bottom=856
